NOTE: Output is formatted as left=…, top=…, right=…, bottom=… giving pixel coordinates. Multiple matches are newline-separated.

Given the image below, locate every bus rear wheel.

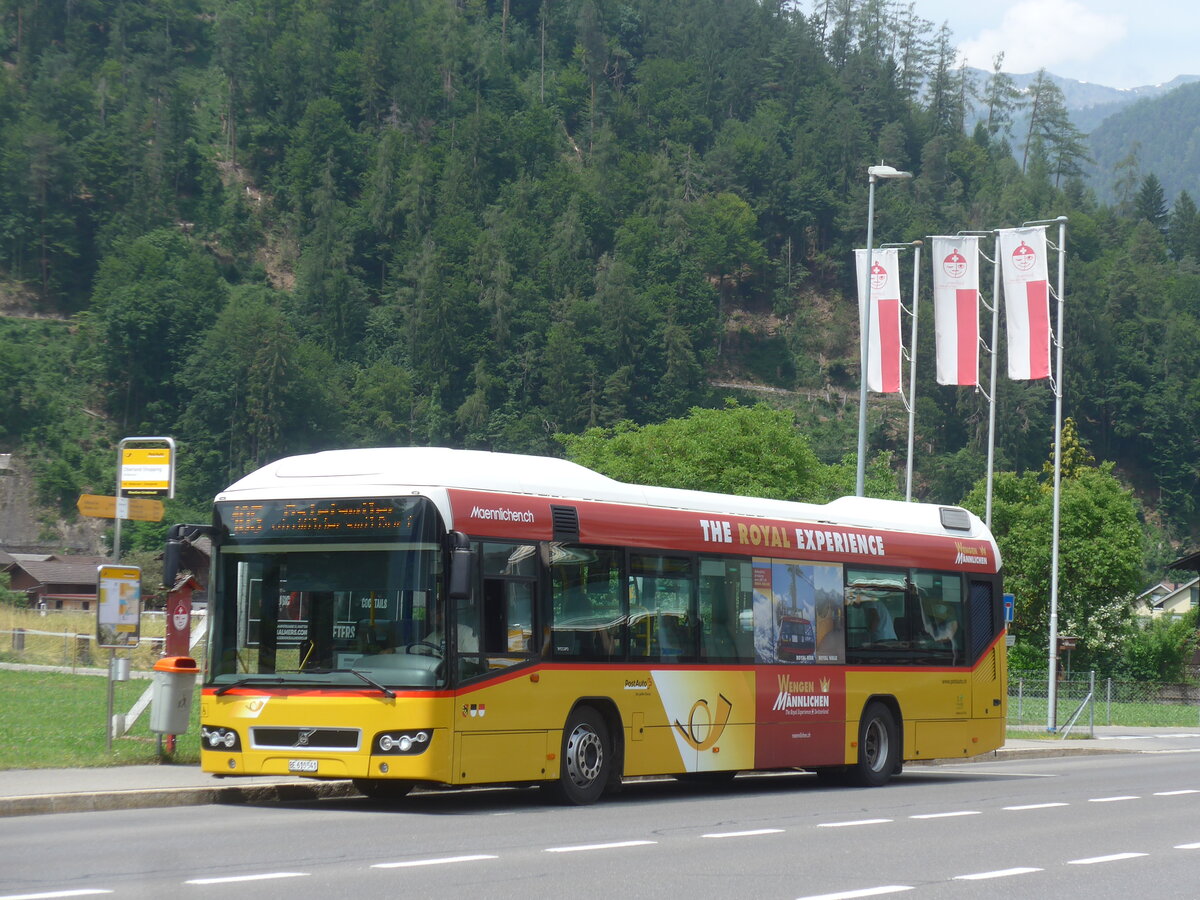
left=847, top=701, right=899, bottom=787
left=353, top=778, right=414, bottom=801
left=546, top=706, right=611, bottom=805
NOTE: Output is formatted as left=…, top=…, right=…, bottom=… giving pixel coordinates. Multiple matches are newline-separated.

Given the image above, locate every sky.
left=899, top=0, right=1199, bottom=90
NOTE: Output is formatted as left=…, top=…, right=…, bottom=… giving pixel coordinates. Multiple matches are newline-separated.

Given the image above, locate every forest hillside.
left=1, top=0, right=1198, bottom=560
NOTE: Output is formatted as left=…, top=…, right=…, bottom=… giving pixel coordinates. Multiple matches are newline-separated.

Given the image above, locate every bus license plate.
left=288, top=759, right=319, bottom=773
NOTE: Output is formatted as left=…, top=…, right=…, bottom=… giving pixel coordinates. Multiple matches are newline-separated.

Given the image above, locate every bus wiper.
left=214, top=676, right=288, bottom=696
left=304, top=668, right=397, bottom=699
left=343, top=669, right=396, bottom=698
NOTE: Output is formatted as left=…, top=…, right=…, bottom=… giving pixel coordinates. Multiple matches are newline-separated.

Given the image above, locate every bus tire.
left=847, top=701, right=898, bottom=787
left=546, top=706, right=610, bottom=805
left=353, top=778, right=414, bottom=801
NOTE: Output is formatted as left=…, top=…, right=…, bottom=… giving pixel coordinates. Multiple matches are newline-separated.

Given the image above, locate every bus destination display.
left=223, top=498, right=423, bottom=538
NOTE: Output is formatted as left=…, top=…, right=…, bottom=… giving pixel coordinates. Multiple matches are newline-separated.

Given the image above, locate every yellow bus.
left=166, top=447, right=1006, bottom=804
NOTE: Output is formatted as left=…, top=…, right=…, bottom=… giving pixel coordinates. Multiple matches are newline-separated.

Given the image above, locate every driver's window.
left=470, top=543, right=539, bottom=676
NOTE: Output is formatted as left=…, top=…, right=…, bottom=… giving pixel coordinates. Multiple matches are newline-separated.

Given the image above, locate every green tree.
left=963, top=463, right=1143, bottom=670
left=982, top=52, right=1024, bottom=141
left=1135, top=174, right=1168, bottom=231
left=1118, top=606, right=1199, bottom=681
left=80, top=228, right=228, bottom=431
left=175, top=286, right=343, bottom=497
left=1167, top=190, right=1199, bottom=261
left=559, top=401, right=868, bottom=503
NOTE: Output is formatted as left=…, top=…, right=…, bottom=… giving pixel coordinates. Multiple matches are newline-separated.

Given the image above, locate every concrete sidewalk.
left=6, top=726, right=1196, bottom=818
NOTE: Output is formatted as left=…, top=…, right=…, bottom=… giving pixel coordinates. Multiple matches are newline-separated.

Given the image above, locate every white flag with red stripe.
left=855, top=248, right=902, bottom=393
left=998, top=226, right=1051, bottom=380
left=931, top=236, right=980, bottom=386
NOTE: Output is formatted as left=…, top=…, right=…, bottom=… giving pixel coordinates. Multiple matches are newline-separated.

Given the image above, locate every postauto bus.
left=164, top=447, right=1005, bottom=804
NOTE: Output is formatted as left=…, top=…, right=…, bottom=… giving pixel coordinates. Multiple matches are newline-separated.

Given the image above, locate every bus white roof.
left=218, top=447, right=992, bottom=541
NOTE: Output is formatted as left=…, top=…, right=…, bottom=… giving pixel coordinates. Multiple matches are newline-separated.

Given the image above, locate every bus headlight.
left=374, top=730, right=431, bottom=755
left=201, top=726, right=241, bottom=751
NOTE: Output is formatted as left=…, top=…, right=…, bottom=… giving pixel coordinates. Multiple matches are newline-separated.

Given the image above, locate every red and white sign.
left=855, top=248, right=902, bottom=393
left=931, top=236, right=980, bottom=386
left=998, top=227, right=1051, bottom=380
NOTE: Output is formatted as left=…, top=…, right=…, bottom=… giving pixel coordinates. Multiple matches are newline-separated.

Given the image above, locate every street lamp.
left=855, top=164, right=913, bottom=497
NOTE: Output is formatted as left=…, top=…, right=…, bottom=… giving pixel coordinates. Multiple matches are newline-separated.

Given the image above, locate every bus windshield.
left=207, top=497, right=448, bottom=689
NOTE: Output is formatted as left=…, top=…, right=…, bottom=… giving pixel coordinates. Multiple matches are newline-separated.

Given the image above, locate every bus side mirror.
left=447, top=531, right=475, bottom=600
left=162, top=524, right=219, bottom=590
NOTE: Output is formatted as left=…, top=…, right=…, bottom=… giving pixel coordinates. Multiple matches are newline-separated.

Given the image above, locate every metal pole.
left=985, top=232, right=1001, bottom=526
left=106, top=649, right=115, bottom=752
left=856, top=176, right=877, bottom=498
left=1088, top=669, right=1095, bottom=737
left=1028, top=216, right=1068, bottom=732
left=905, top=243, right=921, bottom=501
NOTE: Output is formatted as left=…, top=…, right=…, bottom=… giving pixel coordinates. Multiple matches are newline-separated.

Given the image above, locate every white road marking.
left=796, top=887, right=912, bottom=900
left=817, top=818, right=893, bottom=828
left=1155, top=789, right=1200, bottom=796
left=544, top=840, right=656, bottom=853
left=702, top=828, right=785, bottom=838
left=0, top=892, right=113, bottom=900
left=909, top=810, right=981, bottom=819
left=927, top=769, right=1056, bottom=777
left=372, top=855, right=498, bottom=869
left=185, top=873, right=308, bottom=885
left=1067, top=852, right=1148, bottom=865
left=1088, top=795, right=1139, bottom=802
left=1175, top=842, right=1200, bottom=850
left=1003, top=802, right=1069, bottom=810
left=954, top=867, right=1042, bottom=880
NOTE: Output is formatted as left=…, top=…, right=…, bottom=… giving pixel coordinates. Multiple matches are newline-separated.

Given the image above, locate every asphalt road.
left=2, top=752, right=1198, bottom=900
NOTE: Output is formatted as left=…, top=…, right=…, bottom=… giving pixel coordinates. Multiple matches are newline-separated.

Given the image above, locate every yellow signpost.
left=76, top=494, right=165, bottom=522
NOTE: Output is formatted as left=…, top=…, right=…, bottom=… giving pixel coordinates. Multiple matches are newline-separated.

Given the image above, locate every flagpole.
left=950, top=230, right=997, bottom=522
left=906, top=241, right=921, bottom=502
left=882, top=241, right=922, bottom=501
left=1026, top=215, right=1068, bottom=732
left=986, top=231, right=1001, bottom=526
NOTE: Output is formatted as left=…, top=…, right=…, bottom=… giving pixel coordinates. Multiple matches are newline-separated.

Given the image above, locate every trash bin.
left=150, top=655, right=198, bottom=735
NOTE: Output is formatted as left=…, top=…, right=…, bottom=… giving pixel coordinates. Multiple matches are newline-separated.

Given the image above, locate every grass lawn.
left=0, top=669, right=200, bottom=769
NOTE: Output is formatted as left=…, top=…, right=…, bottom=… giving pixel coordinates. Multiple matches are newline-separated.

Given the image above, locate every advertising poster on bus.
left=751, top=558, right=845, bottom=664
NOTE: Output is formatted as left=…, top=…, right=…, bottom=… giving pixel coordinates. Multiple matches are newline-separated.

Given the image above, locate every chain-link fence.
left=1009, top=669, right=1200, bottom=732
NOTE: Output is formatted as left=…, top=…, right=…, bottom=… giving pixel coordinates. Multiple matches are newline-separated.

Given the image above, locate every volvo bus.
left=165, top=447, right=1006, bottom=804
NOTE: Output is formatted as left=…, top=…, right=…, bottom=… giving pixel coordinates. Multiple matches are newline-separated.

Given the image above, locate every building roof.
left=1168, top=550, right=1200, bottom=572
left=3, top=558, right=105, bottom=588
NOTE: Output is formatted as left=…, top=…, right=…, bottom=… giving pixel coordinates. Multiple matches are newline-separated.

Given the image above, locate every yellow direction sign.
left=76, top=494, right=164, bottom=522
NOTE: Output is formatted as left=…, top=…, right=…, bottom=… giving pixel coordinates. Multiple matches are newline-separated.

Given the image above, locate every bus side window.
left=475, top=543, right=539, bottom=672
left=911, top=572, right=965, bottom=665
left=699, top=558, right=750, bottom=662
left=629, top=554, right=695, bottom=662
left=550, top=546, right=623, bottom=661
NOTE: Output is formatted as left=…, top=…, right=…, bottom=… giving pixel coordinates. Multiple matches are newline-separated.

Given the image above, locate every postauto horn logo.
left=673, top=694, right=733, bottom=751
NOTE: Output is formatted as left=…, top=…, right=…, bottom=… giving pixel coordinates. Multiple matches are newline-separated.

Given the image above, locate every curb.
left=0, top=779, right=359, bottom=819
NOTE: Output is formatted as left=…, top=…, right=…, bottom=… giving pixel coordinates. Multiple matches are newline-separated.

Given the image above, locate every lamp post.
left=856, top=165, right=913, bottom=496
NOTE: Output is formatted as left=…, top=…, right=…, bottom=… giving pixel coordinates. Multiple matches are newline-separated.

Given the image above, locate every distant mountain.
left=1086, top=81, right=1200, bottom=206
left=962, top=69, right=1200, bottom=205
left=964, top=68, right=1200, bottom=132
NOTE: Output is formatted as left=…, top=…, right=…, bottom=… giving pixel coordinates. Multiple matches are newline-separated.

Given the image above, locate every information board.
left=97, top=565, right=142, bottom=649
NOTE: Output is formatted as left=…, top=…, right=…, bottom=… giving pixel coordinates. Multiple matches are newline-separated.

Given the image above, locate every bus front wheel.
left=546, top=706, right=611, bottom=805
left=847, top=701, right=899, bottom=787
